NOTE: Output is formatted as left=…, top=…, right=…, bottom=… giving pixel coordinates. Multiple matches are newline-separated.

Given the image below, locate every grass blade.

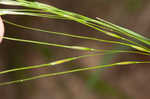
left=0, top=49, right=149, bottom=75
left=4, top=20, right=150, bottom=52
left=3, top=36, right=97, bottom=51
left=0, top=60, right=150, bottom=86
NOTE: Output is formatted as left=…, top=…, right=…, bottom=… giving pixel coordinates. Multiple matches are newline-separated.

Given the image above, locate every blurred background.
left=1, top=0, right=150, bottom=99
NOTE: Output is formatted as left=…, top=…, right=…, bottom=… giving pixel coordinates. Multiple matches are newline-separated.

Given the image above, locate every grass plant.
left=0, top=0, right=150, bottom=86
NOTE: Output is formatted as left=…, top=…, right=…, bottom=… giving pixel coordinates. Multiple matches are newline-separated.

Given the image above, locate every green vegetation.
left=0, top=0, right=150, bottom=86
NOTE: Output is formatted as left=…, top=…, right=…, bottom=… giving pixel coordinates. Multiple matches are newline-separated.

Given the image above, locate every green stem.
left=0, top=61, right=150, bottom=86
left=4, top=20, right=150, bottom=52
left=0, top=50, right=149, bottom=75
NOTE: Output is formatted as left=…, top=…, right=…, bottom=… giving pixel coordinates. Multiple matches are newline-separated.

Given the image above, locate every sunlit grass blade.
left=87, top=21, right=149, bottom=49
left=4, top=20, right=150, bottom=53
left=0, top=53, right=104, bottom=75
left=0, top=50, right=149, bottom=75
left=1, top=0, right=150, bottom=46
left=2, top=0, right=149, bottom=51
left=0, top=1, right=21, bottom=6
left=4, top=20, right=135, bottom=47
left=1, top=1, right=150, bottom=52
left=93, top=17, right=150, bottom=46
left=3, top=36, right=98, bottom=51
left=17, top=1, right=150, bottom=46
left=0, top=9, right=66, bottom=19
left=4, top=36, right=150, bottom=54
left=0, top=9, right=46, bottom=12
left=0, top=60, right=150, bottom=86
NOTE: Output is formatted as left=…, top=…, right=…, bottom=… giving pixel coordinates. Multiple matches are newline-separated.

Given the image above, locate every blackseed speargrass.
left=0, top=0, right=150, bottom=86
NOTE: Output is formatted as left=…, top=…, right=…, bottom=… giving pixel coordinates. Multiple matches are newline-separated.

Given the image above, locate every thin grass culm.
left=1, top=61, right=150, bottom=86
left=0, top=0, right=150, bottom=86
